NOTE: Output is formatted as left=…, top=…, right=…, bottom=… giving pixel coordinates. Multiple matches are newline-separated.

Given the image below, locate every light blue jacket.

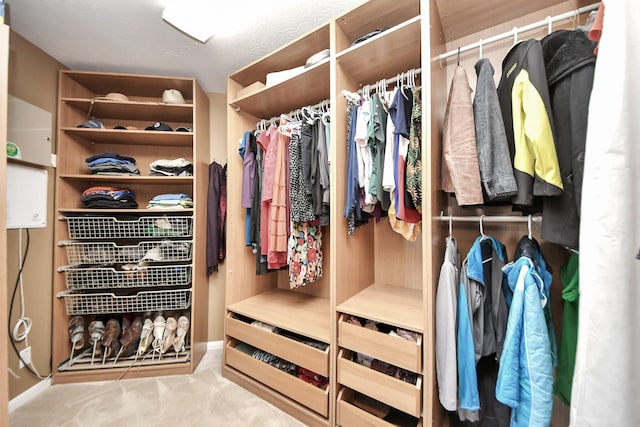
left=496, top=256, right=553, bottom=427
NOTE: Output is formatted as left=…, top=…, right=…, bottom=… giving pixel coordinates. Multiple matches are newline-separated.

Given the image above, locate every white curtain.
left=571, top=2, right=640, bottom=425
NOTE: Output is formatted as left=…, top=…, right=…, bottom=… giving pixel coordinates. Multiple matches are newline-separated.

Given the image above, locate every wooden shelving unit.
left=225, top=0, right=586, bottom=425
left=51, top=70, right=210, bottom=384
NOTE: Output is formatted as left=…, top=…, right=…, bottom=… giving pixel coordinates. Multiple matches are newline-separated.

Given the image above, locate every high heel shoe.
left=137, top=317, right=154, bottom=356
left=161, top=316, right=177, bottom=354
left=173, top=315, right=190, bottom=353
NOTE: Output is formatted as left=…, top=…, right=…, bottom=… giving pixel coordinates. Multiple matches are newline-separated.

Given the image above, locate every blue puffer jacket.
left=496, top=255, right=553, bottom=427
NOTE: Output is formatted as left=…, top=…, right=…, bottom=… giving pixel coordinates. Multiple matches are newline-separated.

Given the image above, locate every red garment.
left=589, top=3, right=605, bottom=55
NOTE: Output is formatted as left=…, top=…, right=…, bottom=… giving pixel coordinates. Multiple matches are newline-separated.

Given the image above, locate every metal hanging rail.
left=434, top=2, right=600, bottom=63
left=435, top=214, right=541, bottom=223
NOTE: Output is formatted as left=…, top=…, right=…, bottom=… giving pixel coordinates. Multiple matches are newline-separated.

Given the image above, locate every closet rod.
left=436, top=215, right=541, bottom=224
left=258, top=98, right=331, bottom=125
left=434, top=2, right=600, bottom=62
left=358, top=67, right=422, bottom=93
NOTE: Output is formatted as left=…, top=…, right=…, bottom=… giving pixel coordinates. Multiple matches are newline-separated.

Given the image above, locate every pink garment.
left=442, top=66, right=484, bottom=206
left=267, top=127, right=289, bottom=269
left=259, top=125, right=278, bottom=256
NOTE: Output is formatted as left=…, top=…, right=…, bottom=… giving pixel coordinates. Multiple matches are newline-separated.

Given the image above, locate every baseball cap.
left=77, top=119, right=104, bottom=129
left=96, top=92, right=129, bottom=102
left=175, top=126, right=193, bottom=132
left=114, top=125, right=138, bottom=130
left=162, top=89, right=185, bottom=104
left=145, top=121, right=173, bottom=131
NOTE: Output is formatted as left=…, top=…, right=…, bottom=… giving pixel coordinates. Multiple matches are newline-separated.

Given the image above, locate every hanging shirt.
left=288, top=222, right=323, bottom=288
left=406, top=86, right=422, bottom=213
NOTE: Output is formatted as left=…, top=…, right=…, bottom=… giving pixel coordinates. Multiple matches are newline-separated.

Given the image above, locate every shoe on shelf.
left=173, top=315, right=190, bottom=353
left=161, top=316, right=178, bottom=353
left=137, top=317, right=154, bottom=356
left=88, top=320, right=105, bottom=360
left=101, top=319, right=121, bottom=361
left=68, top=316, right=86, bottom=350
left=152, top=315, right=166, bottom=353
left=119, top=316, right=142, bottom=358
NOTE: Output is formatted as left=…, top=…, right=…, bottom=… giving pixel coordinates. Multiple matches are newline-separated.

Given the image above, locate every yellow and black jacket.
left=498, top=39, right=563, bottom=210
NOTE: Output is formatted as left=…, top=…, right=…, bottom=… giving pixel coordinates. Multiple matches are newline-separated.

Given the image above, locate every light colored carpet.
left=9, top=346, right=305, bottom=427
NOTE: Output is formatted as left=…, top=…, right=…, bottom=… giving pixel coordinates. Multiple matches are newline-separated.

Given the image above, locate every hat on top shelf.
left=145, top=121, right=173, bottom=131
left=162, top=89, right=186, bottom=104
left=76, top=119, right=104, bottom=129
left=96, top=92, right=129, bottom=102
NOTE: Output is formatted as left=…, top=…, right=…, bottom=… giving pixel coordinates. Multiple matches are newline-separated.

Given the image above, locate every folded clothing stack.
left=149, top=158, right=193, bottom=176
left=86, top=153, right=139, bottom=175
left=81, top=186, right=138, bottom=209
left=147, top=193, right=193, bottom=209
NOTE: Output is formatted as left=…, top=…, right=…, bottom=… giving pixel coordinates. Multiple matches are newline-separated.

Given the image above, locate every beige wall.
left=206, top=92, right=228, bottom=341
left=7, top=30, right=62, bottom=399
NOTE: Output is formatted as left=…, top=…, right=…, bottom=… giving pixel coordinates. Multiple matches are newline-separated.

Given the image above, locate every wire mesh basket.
left=58, top=288, right=192, bottom=315
left=59, top=264, right=192, bottom=290
left=60, top=240, right=193, bottom=265
left=63, top=215, right=193, bottom=240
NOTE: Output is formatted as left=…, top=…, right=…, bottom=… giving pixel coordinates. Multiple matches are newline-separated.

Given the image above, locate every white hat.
left=162, top=89, right=186, bottom=104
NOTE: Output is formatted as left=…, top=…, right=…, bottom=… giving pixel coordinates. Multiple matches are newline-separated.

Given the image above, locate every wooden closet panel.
left=0, top=23, right=9, bottom=427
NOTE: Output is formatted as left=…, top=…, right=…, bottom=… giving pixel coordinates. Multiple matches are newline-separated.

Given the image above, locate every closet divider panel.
left=0, top=23, right=8, bottom=427
left=423, top=1, right=449, bottom=424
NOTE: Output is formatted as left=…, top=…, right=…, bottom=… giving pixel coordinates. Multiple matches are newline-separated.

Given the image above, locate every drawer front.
left=337, top=388, right=396, bottom=427
left=338, top=350, right=422, bottom=417
left=226, top=341, right=329, bottom=417
left=338, top=314, right=422, bottom=373
left=226, top=313, right=329, bottom=377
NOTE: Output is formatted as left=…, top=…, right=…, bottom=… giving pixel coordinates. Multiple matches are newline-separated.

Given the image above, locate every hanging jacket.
left=442, top=65, right=484, bottom=206
left=436, top=236, right=460, bottom=412
left=497, top=39, right=563, bottom=211
left=540, top=30, right=597, bottom=250
left=457, top=235, right=510, bottom=424
left=473, top=58, right=518, bottom=202
left=497, top=238, right=554, bottom=427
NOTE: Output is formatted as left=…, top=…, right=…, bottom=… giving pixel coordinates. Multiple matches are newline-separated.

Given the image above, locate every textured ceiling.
left=6, top=0, right=366, bottom=93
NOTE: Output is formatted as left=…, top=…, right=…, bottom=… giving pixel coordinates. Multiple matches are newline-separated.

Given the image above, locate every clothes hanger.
left=457, top=47, right=461, bottom=66
left=479, top=215, right=485, bottom=237
left=513, top=26, right=518, bottom=44
left=448, top=215, right=453, bottom=240
left=546, top=16, right=553, bottom=35
left=528, top=214, right=533, bottom=240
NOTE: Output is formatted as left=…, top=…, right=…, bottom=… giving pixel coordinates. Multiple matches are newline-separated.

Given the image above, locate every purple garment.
left=241, top=131, right=256, bottom=208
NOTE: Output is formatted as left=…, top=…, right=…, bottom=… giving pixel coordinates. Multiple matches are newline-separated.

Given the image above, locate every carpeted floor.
left=9, top=345, right=305, bottom=427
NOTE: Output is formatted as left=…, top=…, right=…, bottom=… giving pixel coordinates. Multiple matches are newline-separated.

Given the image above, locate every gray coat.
left=473, top=58, right=517, bottom=202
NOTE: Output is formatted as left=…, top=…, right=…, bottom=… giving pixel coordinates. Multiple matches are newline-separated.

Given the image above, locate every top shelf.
left=60, top=70, right=195, bottom=100
left=337, top=283, right=424, bottom=333
left=227, top=289, right=331, bottom=344
left=62, top=98, right=193, bottom=123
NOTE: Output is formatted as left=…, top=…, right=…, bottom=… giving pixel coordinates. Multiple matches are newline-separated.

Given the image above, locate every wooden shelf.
left=337, top=284, right=424, bottom=333
left=229, top=23, right=330, bottom=88
left=227, top=289, right=330, bottom=344
left=61, top=128, right=193, bottom=146
left=59, top=174, right=193, bottom=184
left=336, top=16, right=422, bottom=87
left=229, top=60, right=331, bottom=118
left=62, top=98, right=193, bottom=122
left=335, top=0, right=420, bottom=49
left=61, top=70, right=195, bottom=99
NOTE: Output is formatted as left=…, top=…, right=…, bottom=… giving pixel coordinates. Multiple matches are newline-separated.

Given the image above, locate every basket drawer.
left=226, top=340, right=329, bottom=417
left=60, top=240, right=193, bottom=264
left=226, top=313, right=329, bottom=377
left=337, top=388, right=423, bottom=427
left=338, top=349, right=422, bottom=418
left=64, top=215, right=193, bottom=239
left=59, top=264, right=192, bottom=290
left=58, top=288, right=192, bottom=315
left=338, top=314, right=422, bottom=373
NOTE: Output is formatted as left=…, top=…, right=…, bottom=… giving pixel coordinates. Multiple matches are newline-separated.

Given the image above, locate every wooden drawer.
left=338, top=349, right=422, bottom=418
left=338, top=314, right=422, bottom=373
left=226, top=340, right=329, bottom=417
left=337, top=388, right=423, bottom=427
left=226, top=312, right=329, bottom=377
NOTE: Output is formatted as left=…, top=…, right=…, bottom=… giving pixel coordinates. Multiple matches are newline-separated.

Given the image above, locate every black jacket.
left=540, top=30, right=597, bottom=250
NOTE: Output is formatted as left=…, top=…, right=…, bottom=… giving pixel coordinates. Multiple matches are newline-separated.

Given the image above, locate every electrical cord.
left=8, top=228, right=50, bottom=379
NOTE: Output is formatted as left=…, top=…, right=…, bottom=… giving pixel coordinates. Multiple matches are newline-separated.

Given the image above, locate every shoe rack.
left=225, top=0, right=583, bottom=425
left=51, top=70, right=210, bottom=383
